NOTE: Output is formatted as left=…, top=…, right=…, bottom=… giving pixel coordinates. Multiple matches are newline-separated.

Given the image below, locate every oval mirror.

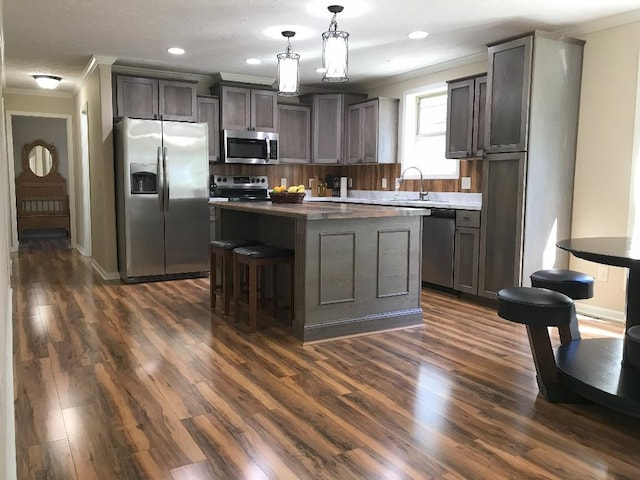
left=28, top=145, right=53, bottom=177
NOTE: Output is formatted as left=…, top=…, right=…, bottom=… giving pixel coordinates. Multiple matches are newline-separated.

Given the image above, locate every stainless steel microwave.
left=222, top=129, right=279, bottom=164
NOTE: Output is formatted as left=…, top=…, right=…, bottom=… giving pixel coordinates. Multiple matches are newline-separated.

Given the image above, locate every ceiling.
left=4, top=0, right=640, bottom=94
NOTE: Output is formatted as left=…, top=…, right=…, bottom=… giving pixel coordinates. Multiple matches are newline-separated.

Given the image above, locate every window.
left=401, top=85, right=459, bottom=179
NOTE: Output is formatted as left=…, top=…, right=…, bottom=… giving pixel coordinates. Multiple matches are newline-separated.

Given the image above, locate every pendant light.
left=33, top=75, right=62, bottom=89
left=321, top=5, right=349, bottom=82
left=277, top=31, right=300, bottom=96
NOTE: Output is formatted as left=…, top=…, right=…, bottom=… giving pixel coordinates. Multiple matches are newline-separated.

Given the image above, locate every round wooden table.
left=555, top=237, right=640, bottom=417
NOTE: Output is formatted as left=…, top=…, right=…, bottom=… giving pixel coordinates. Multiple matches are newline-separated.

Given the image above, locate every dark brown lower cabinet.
left=478, top=152, right=526, bottom=298
left=454, top=210, right=481, bottom=294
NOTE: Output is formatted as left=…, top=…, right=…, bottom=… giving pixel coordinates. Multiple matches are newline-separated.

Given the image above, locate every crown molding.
left=213, top=72, right=275, bottom=86
left=362, top=51, right=487, bottom=90
left=74, top=55, right=117, bottom=95
left=557, top=8, right=640, bottom=37
left=3, top=87, right=73, bottom=98
left=112, top=64, right=214, bottom=83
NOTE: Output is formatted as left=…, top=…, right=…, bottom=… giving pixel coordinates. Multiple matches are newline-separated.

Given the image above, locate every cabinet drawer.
left=456, top=210, right=480, bottom=228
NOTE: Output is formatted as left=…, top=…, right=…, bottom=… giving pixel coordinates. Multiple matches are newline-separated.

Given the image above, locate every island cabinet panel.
left=377, top=230, right=410, bottom=297
left=215, top=201, right=427, bottom=342
left=319, top=233, right=356, bottom=304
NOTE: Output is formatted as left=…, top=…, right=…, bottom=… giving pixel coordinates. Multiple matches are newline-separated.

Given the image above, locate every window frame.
left=400, top=83, right=460, bottom=180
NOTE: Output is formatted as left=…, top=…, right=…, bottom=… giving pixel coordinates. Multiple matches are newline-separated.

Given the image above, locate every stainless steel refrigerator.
left=115, top=117, right=209, bottom=283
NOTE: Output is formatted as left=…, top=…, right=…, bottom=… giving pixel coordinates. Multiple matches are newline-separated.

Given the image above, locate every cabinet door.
left=485, top=36, right=533, bottom=153
left=445, top=78, right=474, bottom=158
left=220, top=86, right=251, bottom=130
left=115, top=76, right=159, bottom=119
left=251, top=90, right=278, bottom=132
left=454, top=226, right=479, bottom=294
left=346, top=104, right=363, bottom=164
left=159, top=80, right=197, bottom=122
left=478, top=152, right=526, bottom=298
left=472, top=75, right=487, bottom=156
left=313, top=94, right=343, bottom=163
left=362, top=101, right=378, bottom=163
left=197, top=96, right=220, bottom=163
left=278, top=104, right=310, bottom=163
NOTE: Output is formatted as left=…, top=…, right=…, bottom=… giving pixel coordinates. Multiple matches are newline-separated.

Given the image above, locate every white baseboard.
left=91, top=259, right=120, bottom=281
left=576, top=303, right=625, bottom=323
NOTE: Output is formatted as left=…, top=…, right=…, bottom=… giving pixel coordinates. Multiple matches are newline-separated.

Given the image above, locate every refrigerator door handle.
left=163, top=146, right=170, bottom=211
left=157, top=146, right=164, bottom=211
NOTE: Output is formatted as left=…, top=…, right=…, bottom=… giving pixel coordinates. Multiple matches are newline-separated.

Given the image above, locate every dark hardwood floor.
left=12, top=238, right=640, bottom=479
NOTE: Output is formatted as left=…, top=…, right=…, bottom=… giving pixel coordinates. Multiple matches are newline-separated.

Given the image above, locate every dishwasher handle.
left=428, top=208, right=456, bottom=219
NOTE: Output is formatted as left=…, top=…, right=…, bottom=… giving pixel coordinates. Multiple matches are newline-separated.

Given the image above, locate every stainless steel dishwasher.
left=422, top=208, right=456, bottom=288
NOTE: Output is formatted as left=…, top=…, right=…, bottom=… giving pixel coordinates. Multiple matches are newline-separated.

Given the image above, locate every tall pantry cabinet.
left=478, top=31, right=585, bottom=298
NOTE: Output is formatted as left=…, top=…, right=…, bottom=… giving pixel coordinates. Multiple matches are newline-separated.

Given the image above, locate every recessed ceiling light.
left=168, top=47, right=185, bottom=55
left=408, top=31, right=429, bottom=40
left=245, top=58, right=262, bottom=65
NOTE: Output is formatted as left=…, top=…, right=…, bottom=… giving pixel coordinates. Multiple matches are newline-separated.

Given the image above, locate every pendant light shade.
left=277, top=31, right=300, bottom=96
left=322, top=5, right=349, bottom=82
left=33, top=75, right=62, bottom=89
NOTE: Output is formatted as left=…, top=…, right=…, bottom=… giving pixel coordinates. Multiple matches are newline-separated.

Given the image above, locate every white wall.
left=0, top=2, right=17, bottom=478
left=570, top=21, right=640, bottom=318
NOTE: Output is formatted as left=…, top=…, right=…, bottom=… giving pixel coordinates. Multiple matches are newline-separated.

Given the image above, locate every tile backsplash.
left=210, top=159, right=482, bottom=193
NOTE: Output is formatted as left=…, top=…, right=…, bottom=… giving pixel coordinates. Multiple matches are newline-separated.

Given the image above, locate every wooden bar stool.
left=210, top=240, right=263, bottom=315
left=530, top=269, right=594, bottom=344
left=233, top=245, right=294, bottom=332
left=497, top=286, right=582, bottom=402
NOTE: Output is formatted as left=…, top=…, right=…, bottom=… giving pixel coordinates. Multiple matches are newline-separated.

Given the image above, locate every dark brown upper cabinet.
left=445, top=74, right=487, bottom=159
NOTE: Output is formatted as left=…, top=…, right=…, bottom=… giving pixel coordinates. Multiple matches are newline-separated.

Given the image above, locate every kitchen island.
left=214, top=201, right=430, bottom=342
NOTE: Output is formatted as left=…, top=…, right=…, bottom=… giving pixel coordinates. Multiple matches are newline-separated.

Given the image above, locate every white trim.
left=5, top=111, right=75, bottom=252
left=363, top=51, right=486, bottom=90
left=212, top=72, right=276, bottom=86
left=3, top=87, right=72, bottom=98
left=4, top=287, right=16, bottom=480
left=91, top=259, right=119, bottom=281
left=576, top=303, right=625, bottom=324
left=112, top=64, right=214, bottom=84
left=558, top=8, right=640, bottom=37
left=75, top=55, right=117, bottom=95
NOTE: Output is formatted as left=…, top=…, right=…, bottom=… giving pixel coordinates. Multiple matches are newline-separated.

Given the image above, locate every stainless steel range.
left=210, top=174, right=269, bottom=201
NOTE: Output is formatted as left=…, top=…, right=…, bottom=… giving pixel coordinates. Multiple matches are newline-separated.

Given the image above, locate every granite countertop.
left=212, top=199, right=430, bottom=220
left=304, top=192, right=481, bottom=210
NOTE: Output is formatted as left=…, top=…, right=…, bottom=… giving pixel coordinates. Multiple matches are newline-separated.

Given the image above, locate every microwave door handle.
left=266, top=138, right=271, bottom=161
left=163, top=146, right=169, bottom=211
left=157, top=146, right=164, bottom=211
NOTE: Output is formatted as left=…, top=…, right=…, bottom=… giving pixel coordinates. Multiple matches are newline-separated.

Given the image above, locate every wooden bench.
left=15, top=140, right=70, bottom=238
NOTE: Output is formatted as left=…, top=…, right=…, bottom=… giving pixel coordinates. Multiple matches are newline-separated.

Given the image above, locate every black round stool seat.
left=530, top=269, right=594, bottom=300
left=497, top=286, right=574, bottom=327
left=210, top=239, right=263, bottom=250
left=233, top=245, right=293, bottom=258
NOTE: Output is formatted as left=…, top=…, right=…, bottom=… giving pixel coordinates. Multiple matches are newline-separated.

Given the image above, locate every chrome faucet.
left=399, top=167, right=429, bottom=200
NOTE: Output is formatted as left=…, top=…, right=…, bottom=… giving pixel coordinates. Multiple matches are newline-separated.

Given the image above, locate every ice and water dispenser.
left=130, top=163, right=157, bottom=194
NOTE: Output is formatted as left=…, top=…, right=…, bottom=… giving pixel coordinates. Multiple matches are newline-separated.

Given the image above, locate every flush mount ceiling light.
left=33, top=75, right=61, bottom=89
left=321, top=5, right=349, bottom=82
left=277, top=31, right=300, bottom=96
left=408, top=31, right=429, bottom=40
left=245, top=58, right=262, bottom=65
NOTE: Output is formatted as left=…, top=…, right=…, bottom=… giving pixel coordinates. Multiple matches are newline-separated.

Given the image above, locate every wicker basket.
left=269, top=192, right=306, bottom=204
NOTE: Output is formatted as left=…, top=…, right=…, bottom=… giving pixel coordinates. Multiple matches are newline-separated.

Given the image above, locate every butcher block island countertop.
left=214, top=201, right=430, bottom=343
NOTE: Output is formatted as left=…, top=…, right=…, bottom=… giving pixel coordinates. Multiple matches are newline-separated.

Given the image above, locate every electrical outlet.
left=308, top=178, right=314, bottom=188
left=461, top=177, right=471, bottom=190
left=381, top=178, right=388, bottom=189
left=280, top=178, right=287, bottom=188
left=598, top=266, right=609, bottom=282
left=348, top=178, right=353, bottom=188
